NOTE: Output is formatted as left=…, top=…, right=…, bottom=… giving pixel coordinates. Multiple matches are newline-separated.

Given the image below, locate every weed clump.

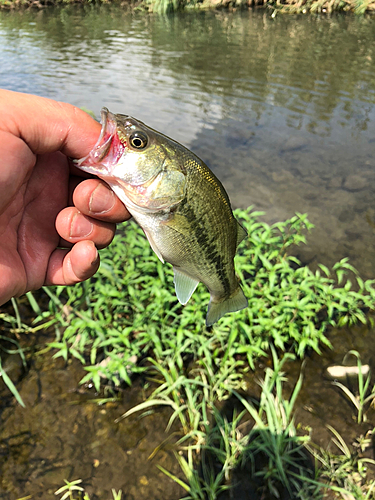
left=29, top=209, right=375, bottom=389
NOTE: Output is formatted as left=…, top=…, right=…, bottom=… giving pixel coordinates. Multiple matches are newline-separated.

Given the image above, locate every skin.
left=0, top=89, right=130, bottom=306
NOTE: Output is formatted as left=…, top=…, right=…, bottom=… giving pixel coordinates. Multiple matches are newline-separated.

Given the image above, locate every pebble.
left=280, top=136, right=308, bottom=152
left=342, top=174, right=367, bottom=192
left=271, top=169, right=295, bottom=183
left=326, top=364, right=370, bottom=379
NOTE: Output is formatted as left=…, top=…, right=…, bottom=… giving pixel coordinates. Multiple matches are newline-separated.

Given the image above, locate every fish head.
left=75, top=108, right=186, bottom=212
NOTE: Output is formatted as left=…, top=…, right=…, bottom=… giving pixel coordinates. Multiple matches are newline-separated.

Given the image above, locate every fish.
left=75, top=108, right=248, bottom=326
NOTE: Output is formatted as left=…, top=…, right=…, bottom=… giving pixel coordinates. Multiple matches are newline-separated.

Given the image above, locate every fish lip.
left=73, top=107, right=117, bottom=174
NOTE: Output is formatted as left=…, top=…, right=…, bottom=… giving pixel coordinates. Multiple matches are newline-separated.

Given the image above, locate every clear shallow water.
left=1, top=7, right=375, bottom=275
left=2, top=7, right=375, bottom=499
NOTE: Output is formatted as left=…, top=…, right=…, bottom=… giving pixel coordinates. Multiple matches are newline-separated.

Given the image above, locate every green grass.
left=307, top=425, right=375, bottom=499
left=331, top=350, right=375, bottom=424
left=53, top=479, right=122, bottom=500
left=28, top=208, right=375, bottom=393
left=5, top=208, right=375, bottom=402
left=149, top=348, right=319, bottom=500
left=49, top=349, right=375, bottom=500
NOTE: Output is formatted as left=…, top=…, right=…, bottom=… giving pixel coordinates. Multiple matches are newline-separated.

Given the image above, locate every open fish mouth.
left=74, top=107, right=125, bottom=175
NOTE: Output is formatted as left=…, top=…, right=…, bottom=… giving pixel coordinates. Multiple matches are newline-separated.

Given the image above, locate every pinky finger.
left=45, top=240, right=100, bottom=286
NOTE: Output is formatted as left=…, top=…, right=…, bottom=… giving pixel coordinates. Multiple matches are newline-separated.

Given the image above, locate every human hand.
left=0, top=90, right=130, bottom=306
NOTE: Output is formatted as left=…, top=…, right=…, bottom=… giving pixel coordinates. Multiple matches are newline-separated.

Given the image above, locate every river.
left=1, top=7, right=375, bottom=276
left=1, top=6, right=375, bottom=499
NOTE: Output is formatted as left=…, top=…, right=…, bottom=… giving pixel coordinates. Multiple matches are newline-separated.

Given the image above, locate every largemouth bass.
left=75, top=108, right=248, bottom=326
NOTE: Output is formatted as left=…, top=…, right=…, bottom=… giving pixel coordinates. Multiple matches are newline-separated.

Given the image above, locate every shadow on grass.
left=195, top=395, right=317, bottom=500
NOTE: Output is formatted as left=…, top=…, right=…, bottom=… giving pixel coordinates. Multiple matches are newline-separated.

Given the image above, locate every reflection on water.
left=1, top=8, right=375, bottom=276
left=2, top=7, right=375, bottom=277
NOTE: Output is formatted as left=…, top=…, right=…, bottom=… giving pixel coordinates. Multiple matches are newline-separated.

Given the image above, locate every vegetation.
left=3, top=208, right=375, bottom=498
left=53, top=479, right=122, bottom=500
left=136, top=0, right=375, bottom=14
left=33, top=209, right=375, bottom=387
left=50, top=350, right=375, bottom=499
left=1, top=0, right=375, bottom=16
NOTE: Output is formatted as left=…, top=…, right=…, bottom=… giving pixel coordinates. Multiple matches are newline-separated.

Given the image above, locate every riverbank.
left=1, top=0, right=375, bottom=15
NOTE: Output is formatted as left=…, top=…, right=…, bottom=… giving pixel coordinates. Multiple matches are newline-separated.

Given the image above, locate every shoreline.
left=1, top=0, right=375, bottom=15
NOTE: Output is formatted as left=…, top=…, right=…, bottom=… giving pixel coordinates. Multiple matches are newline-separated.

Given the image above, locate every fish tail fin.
left=206, top=286, right=248, bottom=327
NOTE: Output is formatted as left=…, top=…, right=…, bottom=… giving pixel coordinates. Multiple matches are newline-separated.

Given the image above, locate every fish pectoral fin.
left=173, top=267, right=199, bottom=305
left=236, top=220, right=247, bottom=247
left=143, top=229, right=165, bottom=263
left=163, top=214, right=192, bottom=236
left=142, top=169, right=186, bottom=210
left=206, top=286, right=248, bottom=327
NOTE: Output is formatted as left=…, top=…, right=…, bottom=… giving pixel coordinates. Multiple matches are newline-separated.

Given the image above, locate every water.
left=1, top=6, right=375, bottom=499
left=1, top=7, right=375, bottom=275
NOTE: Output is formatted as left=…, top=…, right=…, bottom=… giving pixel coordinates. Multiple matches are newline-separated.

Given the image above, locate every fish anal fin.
left=206, top=286, right=248, bottom=327
left=173, top=267, right=199, bottom=305
left=236, top=220, right=247, bottom=247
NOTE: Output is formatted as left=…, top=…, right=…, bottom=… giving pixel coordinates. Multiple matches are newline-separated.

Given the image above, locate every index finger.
left=0, top=89, right=101, bottom=159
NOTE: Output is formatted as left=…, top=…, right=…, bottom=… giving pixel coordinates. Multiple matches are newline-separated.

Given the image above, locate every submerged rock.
left=280, top=136, right=308, bottom=153
left=342, top=174, right=368, bottom=192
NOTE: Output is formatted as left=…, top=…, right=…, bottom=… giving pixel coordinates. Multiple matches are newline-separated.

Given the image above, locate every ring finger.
left=55, top=207, right=116, bottom=249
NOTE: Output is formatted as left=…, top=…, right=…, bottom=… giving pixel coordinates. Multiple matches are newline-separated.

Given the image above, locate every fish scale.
left=75, top=108, right=248, bottom=326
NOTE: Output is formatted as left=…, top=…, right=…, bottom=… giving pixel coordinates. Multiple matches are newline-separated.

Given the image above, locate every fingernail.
left=90, top=243, right=99, bottom=265
left=93, top=253, right=99, bottom=266
left=70, top=213, right=93, bottom=238
left=92, top=251, right=99, bottom=265
left=89, top=183, right=115, bottom=214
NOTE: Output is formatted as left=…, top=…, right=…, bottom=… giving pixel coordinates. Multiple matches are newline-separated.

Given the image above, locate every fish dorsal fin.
left=236, top=221, right=247, bottom=247
left=173, top=267, right=199, bottom=305
left=143, top=228, right=165, bottom=263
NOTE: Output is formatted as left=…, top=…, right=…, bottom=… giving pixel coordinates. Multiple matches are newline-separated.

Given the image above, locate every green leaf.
left=0, top=358, right=25, bottom=407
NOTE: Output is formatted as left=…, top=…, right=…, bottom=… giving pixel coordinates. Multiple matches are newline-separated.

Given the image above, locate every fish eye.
left=129, top=132, right=148, bottom=149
